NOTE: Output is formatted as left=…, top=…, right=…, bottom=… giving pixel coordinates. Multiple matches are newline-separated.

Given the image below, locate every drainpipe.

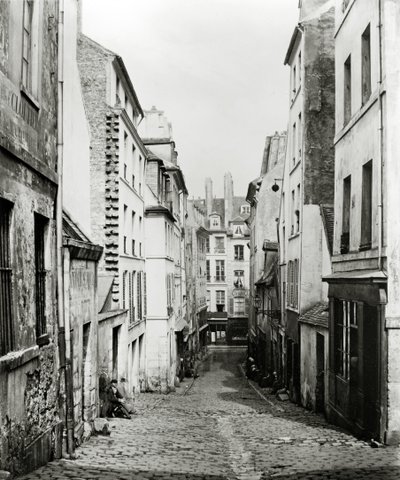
left=377, top=0, right=383, bottom=271
left=56, top=0, right=75, bottom=457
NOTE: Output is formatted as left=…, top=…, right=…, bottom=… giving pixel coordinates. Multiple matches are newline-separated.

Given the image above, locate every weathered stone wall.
left=303, top=7, right=336, bottom=206
left=0, top=0, right=61, bottom=475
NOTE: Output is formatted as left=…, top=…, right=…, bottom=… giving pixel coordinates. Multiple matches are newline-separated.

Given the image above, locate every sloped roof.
left=299, top=302, right=329, bottom=328
left=320, top=204, right=334, bottom=255
left=62, top=211, right=90, bottom=243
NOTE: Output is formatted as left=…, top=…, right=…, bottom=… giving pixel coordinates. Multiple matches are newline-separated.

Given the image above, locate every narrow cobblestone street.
left=19, top=347, right=400, bottom=480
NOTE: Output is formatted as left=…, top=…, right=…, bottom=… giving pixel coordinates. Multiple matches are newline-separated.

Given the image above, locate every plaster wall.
left=300, top=323, right=329, bottom=411
left=63, top=0, right=91, bottom=234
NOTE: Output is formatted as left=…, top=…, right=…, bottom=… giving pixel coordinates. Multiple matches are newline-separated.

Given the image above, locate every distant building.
left=140, top=107, right=188, bottom=392
left=195, top=173, right=250, bottom=345
left=246, top=132, right=286, bottom=381
left=324, top=0, right=400, bottom=443
left=278, top=0, right=335, bottom=406
left=185, top=201, right=209, bottom=355
left=77, top=34, right=147, bottom=394
left=0, top=0, right=62, bottom=474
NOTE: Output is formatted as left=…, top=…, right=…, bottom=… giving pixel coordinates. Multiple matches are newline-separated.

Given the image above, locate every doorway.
left=316, top=332, right=325, bottom=413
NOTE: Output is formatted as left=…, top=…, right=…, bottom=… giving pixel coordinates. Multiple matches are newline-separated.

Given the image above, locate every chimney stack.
left=224, top=172, right=234, bottom=228
left=205, top=178, right=213, bottom=218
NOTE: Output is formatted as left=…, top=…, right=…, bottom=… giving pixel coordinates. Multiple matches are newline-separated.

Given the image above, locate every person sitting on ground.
left=106, top=379, right=131, bottom=419
left=117, top=377, right=136, bottom=414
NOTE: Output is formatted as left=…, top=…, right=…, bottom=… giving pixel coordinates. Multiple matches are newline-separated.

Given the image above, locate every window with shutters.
left=129, top=271, right=136, bottom=325
left=34, top=213, right=48, bottom=339
left=143, top=272, right=147, bottom=317
left=137, top=272, right=142, bottom=320
left=122, top=270, right=127, bottom=309
left=0, top=199, right=14, bottom=356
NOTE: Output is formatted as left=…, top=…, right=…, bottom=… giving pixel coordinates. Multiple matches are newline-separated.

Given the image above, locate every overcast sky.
left=82, top=0, right=299, bottom=199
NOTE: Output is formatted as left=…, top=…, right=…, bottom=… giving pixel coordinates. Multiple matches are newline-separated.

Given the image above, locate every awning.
left=199, top=323, right=209, bottom=332
left=323, top=269, right=387, bottom=284
left=175, top=317, right=188, bottom=332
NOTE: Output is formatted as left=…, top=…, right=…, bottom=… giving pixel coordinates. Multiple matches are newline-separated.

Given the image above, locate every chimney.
left=77, top=0, right=83, bottom=35
left=224, top=172, right=234, bottom=228
left=205, top=178, right=213, bottom=217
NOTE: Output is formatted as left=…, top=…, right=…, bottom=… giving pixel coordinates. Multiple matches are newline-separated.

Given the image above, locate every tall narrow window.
left=344, top=55, right=352, bottom=125
left=216, top=260, right=225, bottom=282
left=292, top=122, right=297, bottom=165
left=298, top=51, right=302, bottom=86
left=34, top=213, right=47, bottom=339
left=215, top=236, right=225, bottom=253
left=292, top=65, right=297, bottom=95
left=298, top=113, right=302, bottom=159
left=123, top=205, right=128, bottom=254
left=341, top=175, right=351, bottom=254
left=22, top=0, right=33, bottom=90
left=361, top=25, right=371, bottom=105
left=234, top=245, right=244, bottom=261
left=206, top=260, right=210, bottom=282
left=291, top=190, right=295, bottom=235
left=360, top=160, right=373, bottom=250
left=0, top=199, right=14, bottom=356
left=295, top=184, right=300, bottom=233
left=131, top=210, right=136, bottom=255
left=137, top=272, right=142, bottom=320
left=115, top=76, right=120, bottom=105
left=216, top=290, right=226, bottom=312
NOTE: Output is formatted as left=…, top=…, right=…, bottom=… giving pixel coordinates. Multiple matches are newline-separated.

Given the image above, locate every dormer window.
left=240, top=205, right=250, bottom=215
left=234, top=225, right=243, bottom=236
left=210, top=214, right=221, bottom=229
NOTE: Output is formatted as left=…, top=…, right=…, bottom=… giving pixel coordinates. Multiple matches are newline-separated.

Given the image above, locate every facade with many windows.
left=324, top=0, right=400, bottom=443
left=141, top=107, right=188, bottom=392
left=78, top=35, right=147, bottom=394
left=0, top=0, right=62, bottom=474
left=194, top=173, right=250, bottom=345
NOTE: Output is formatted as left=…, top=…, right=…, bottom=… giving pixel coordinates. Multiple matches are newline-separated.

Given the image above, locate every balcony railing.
left=214, top=248, right=225, bottom=254
left=214, top=276, right=226, bottom=282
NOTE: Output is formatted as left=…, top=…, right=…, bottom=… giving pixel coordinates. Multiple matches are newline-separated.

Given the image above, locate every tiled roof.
left=320, top=204, right=334, bottom=255
left=299, top=302, right=329, bottom=328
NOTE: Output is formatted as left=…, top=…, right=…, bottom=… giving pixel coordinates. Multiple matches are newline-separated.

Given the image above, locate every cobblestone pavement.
left=19, top=346, right=400, bottom=480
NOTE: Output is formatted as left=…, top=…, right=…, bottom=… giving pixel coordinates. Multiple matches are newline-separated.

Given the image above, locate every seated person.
left=105, top=379, right=131, bottom=419
left=117, top=378, right=136, bottom=414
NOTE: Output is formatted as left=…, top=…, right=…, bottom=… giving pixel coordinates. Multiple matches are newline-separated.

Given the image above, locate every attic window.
left=240, top=205, right=250, bottom=215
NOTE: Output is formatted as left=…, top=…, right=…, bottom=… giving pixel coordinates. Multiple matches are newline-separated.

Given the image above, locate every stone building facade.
left=0, top=0, right=62, bottom=474
left=278, top=0, right=335, bottom=405
left=324, top=0, right=400, bottom=443
left=246, top=132, right=286, bottom=381
left=77, top=35, right=147, bottom=394
left=140, top=107, right=188, bottom=392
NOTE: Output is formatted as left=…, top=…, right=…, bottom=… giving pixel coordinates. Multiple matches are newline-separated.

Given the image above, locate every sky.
left=82, top=0, right=299, bottom=199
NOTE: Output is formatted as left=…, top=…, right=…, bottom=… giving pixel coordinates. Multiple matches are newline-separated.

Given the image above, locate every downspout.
left=377, top=0, right=384, bottom=272
left=56, top=0, right=75, bottom=457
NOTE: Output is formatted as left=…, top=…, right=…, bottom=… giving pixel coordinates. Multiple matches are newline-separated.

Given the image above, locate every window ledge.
left=0, top=345, right=40, bottom=374
left=20, top=86, right=40, bottom=111
left=289, top=232, right=300, bottom=241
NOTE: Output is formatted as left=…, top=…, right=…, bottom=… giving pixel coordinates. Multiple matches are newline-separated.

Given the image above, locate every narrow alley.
left=18, top=348, right=400, bottom=480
